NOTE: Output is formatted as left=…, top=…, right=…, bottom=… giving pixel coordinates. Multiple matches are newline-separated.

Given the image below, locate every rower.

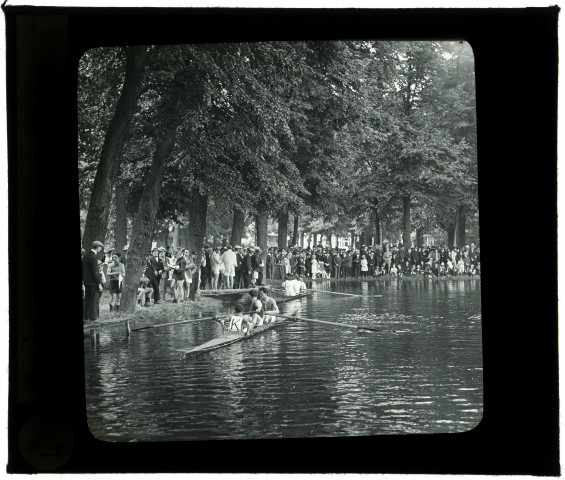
left=259, top=287, right=279, bottom=324
left=249, top=289, right=265, bottom=327
left=281, top=274, right=296, bottom=296
left=226, top=304, right=254, bottom=334
left=294, top=274, right=307, bottom=295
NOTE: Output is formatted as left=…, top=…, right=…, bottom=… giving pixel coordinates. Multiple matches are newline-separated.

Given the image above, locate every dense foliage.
left=79, top=40, right=478, bottom=278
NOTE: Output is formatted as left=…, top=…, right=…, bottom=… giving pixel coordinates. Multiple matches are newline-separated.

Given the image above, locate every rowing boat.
left=199, top=286, right=273, bottom=296
left=178, top=319, right=286, bottom=356
left=178, top=292, right=309, bottom=357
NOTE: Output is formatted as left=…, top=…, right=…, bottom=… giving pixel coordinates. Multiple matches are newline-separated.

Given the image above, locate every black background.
left=5, top=6, right=559, bottom=474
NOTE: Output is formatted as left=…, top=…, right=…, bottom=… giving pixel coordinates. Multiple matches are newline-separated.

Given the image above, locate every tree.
left=114, top=182, right=128, bottom=251
left=230, top=208, right=246, bottom=247
left=277, top=211, right=289, bottom=248
left=81, top=46, right=147, bottom=249
left=291, top=214, right=300, bottom=246
left=120, top=51, right=208, bottom=311
left=187, top=187, right=208, bottom=299
left=345, top=41, right=477, bottom=246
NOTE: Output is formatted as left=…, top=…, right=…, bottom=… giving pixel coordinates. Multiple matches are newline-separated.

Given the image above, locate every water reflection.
left=85, top=278, right=482, bottom=441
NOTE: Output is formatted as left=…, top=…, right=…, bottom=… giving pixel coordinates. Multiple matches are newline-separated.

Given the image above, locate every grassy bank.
left=84, top=290, right=226, bottom=330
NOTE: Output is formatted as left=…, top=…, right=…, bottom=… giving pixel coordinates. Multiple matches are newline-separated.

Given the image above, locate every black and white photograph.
left=79, top=40, right=482, bottom=442
left=7, top=4, right=558, bottom=474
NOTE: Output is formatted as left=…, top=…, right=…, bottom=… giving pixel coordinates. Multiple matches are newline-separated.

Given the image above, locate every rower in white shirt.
left=293, top=274, right=307, bottom=295
left=281, top=274, right=296, bottom=296
left=225, top=303, right=254, bottom=334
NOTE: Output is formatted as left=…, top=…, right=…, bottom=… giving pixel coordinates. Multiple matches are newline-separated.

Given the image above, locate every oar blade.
left=357, top=326, right=381, bottom=333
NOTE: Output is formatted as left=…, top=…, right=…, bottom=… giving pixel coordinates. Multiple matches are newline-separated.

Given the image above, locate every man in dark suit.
left=251, top=247, right=264, bottom=286
left=200, top=245, right=212, bottom=290
left=82, top=240, right=104, bottom=322
left=242, top=247, right=253, bottom=288
left=398, top=245, right=405, bottom=265
left=266, top=248, right=276, bottom=280
left=234, top=246, right=245, bottom=289
left=333, top=250, right=342, bottom=279
left=147, top=249, right=161, bottom=304
left=411, top=247, right=420, bottom=266
left=352, top=250, right=360, bottom=278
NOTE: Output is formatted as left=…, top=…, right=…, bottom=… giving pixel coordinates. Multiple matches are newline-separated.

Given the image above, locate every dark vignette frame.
left=5, top=5, right=559, bottom=474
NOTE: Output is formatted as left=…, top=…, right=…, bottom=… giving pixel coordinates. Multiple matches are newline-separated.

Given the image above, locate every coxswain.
left=259, top=287, right=279, bottom=324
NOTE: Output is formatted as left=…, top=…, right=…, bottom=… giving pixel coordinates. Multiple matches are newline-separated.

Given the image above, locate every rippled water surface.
left=85, top=278, right=482, bottom=441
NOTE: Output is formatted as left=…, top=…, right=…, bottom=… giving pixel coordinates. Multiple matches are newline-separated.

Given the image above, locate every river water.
left=84, top=277, right=482, bottom=442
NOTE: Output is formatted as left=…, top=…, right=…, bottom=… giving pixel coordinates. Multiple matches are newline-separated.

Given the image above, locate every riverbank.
left=84, top=291, right=226, bottom=330
left=85, top=275, right=480, bottom=330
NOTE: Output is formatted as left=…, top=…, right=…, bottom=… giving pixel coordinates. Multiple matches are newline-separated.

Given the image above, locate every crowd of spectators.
left=82, top=239, right=480, bottom=322
left=265, top=243, right=481, bottom=280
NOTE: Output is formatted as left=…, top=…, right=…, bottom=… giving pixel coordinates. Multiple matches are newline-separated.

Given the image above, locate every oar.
left=271, top=287, right=381, bottom=298
left=273, top=312, right=381, bottom=332
left=130, top=310, right=256, bottom=332
left=303, top=288, right=382, bottom=298
left=130, top=315, right=222, bottom=332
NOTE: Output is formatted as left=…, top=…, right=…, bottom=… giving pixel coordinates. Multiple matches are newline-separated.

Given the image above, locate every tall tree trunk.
left=188, top=188, right=208, bottom=300
left=416, top=227, right=424, bottom=247
left=312, top=233, right=317, bottom=248
left=172, top=224, right=180, bottom=248
left=165, top=222, right=171, bottom=249
left=256, top=215, right=268, bottom=265
left=402, top=195, right=411, bottom=248
left=374, top=209, right=381, bottom=247
left=456, top=205, right=466, bottom=246
left=350, top=231, right=356, bottom=249
left=179, top=226, right=188, bottom=249
left=114, top=182, right=128, bottom=252
left=291, top=214, right=299, bottom=246
left=120, top=75, right=193, bottom=311
left=82, top=46, right=147, bottom=249
left=277, top=211, right=289, bottom=249
left=120, top=128, right=176, bottom=312
left=446, top=222, right=456, bottom=247
left=230, top=208, right=245, bottom=247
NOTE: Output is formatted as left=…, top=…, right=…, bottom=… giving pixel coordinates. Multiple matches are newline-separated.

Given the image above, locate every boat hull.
left=178, top=293, right=308, bottom=356
left=178, top=319, right=284, bottom=356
